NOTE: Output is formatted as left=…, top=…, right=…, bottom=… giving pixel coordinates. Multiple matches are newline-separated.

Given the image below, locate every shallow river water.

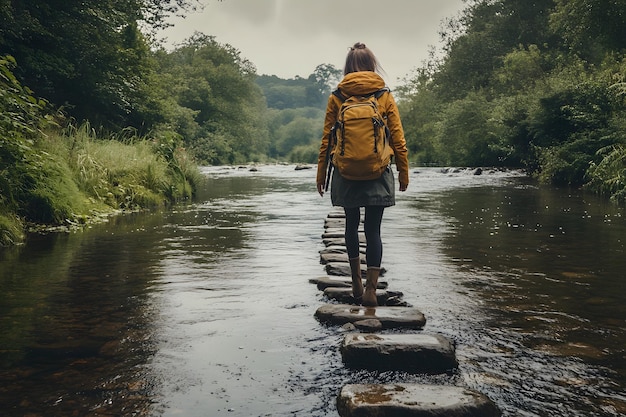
left=0, top=165, right=625, bottom=416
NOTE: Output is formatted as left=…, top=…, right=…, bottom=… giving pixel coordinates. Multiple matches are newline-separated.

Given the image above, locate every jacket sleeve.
left=384, top=92, right=410, bottom=185
left=316, top=95, right=339, bottom=184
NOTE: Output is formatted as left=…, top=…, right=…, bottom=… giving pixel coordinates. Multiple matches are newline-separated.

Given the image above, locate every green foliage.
left=398, top=0, right=626, bottom=202
left=154, top=33, right=270, bottom=165
left=438, top=92, right=510, bottom=166
left=586, top=145, right=626, bottom=203
left=256, top=64, right=340, bottom=111
left=0, top=0, right=198, bottom=128
left=0, top=54, right=80, bottom=226
left=289, top=143, right=320, bottom=164
left=550, top=0, right=626, bottom=61
left=0, top=212, right=23, bottom=247
left=59, top=123, right=200, bottom=209
left=266, top=107, right=324, bottom=161
left=397, top=69, right=444, bottom=164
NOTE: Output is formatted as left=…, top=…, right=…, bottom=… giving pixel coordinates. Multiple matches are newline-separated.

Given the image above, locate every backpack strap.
left=332, top=89, right=347, bottom=102
left=332, top=87, right=390, bottom=102
left=374, top=87, right=390, bottom=98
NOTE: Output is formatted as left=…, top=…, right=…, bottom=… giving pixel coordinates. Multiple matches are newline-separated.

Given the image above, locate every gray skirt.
left=330, top=166, right=395, bottom=208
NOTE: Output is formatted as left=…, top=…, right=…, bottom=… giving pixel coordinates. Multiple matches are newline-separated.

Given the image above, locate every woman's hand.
left=317, top=183, right=325, bottom=197
left=399, top=182, right=408, bottom=192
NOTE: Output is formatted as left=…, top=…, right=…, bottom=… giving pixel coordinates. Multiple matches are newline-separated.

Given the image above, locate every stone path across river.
left=312, top=208, right=502, bottom=417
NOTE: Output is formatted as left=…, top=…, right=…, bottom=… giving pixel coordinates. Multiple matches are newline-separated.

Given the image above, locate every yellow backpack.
left=326, top=88, right=392, bottom=184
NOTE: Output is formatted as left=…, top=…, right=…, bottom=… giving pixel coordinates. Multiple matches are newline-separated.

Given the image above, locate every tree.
left=550, top=0, right=626, bottom=61
left=0, top=0, right=199, bottom=128
left=434, top=0, right=555, bottom=100
left=155, top=33, right=269, bottom=164
left=311, top=63, right=342, bottom=98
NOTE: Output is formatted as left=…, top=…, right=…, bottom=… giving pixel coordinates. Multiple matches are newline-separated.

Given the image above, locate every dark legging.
left=344, top=206, right=385, bottom=267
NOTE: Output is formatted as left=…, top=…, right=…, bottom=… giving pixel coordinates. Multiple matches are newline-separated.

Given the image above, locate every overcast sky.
left=159, top=0, right=467, bottom=88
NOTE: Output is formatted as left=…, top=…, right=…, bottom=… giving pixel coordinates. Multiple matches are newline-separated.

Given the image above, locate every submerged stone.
left=336, top=384, right=501, bottom=417
left=315, top=304, right=426, bottom=330
left=340, top=333, right=458, bottom=373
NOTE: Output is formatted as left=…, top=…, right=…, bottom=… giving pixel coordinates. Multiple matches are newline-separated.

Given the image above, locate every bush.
left=586, top=145, right=626, bottom=202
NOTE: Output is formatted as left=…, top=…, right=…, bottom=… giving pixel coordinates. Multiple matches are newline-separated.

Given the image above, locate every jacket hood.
left=337, top=71, right=386, bottom=96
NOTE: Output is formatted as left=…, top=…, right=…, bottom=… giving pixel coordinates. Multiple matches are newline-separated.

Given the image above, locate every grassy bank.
left=0, top=124, right=201, bottom=247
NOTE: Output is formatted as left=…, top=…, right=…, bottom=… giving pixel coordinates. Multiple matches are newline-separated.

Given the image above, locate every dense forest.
left=2, top=0, right=626, bottom=246
left=398, top=0, right=626, bottom=197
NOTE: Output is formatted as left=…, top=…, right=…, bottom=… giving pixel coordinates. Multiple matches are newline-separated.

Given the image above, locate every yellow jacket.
left=316, top=71, right=410, bottom=187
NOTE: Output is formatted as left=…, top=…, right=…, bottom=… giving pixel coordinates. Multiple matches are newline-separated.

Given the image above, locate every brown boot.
left=362, top=267, right=380, bottom=307
left=349, top=257, right=364, bottom=301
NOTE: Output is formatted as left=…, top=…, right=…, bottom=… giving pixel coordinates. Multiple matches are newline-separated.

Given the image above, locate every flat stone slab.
left=324, top=288, right=389, bottom=305
left=327, top=211, right=346, bottom=219
left=340, top=333, right=458, bottom=373
left=326, top=262, right=386, bottom=277
left=322, top=231, right=366, bottom=240
left=337, top=384, right=501, bottom=417
left=324, top=287, right=403, bottom=305
left=324, top=218, right=345, bottom=228
left=320, top=252, right=366, bottom=265
left=309, top=276, right=388, bottom=291
left=315, top=304, right=426, bottom=330
left=323, top=237, right=367, bottom=247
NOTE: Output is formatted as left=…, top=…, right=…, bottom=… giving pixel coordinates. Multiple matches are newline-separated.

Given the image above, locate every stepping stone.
left=323, top=237, right=366, bottom=247
left=327, top=212, right=346, bottom=219
left=320, top=252, right=366, bottom=265
left=308, top=277, right=388, bottom=291
left=315, top=304, right=426, bottom=330
left=324, top=223, right=344, bottom=230
left=337, top=384, right=501, bottom=417
left=324, top=222, right=364, bottom=232
left=323, top=231, right=344, bottom=239
left=323, top=287, right=402, bottom=305
left=325, top=263, right=386, bottom=277
left=319, top=245, right=366, bottom=255
left=353, top=319, right=383, bottom=333
left=322, top=231, right=366, bottom=240
left=319, top=245, right=347, bottom=254
left=340, top=333, right=458, bottom=373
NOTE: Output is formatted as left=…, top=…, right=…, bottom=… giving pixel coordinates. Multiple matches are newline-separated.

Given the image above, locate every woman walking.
left=316, top=42, right=409, bottom=307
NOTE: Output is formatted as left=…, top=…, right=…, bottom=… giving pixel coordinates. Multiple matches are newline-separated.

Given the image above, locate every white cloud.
left=160, top=0, right=466, bottom=88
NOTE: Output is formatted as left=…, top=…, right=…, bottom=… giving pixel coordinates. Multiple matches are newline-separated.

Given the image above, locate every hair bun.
left=353, top=42, right=367, bottom=50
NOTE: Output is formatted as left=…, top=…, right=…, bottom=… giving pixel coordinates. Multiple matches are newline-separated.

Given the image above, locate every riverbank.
left=0, top=124, right=201, bottom=247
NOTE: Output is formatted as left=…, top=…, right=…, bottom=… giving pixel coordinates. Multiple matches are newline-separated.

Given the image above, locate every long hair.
left=344, top=42, right=383, bottom=75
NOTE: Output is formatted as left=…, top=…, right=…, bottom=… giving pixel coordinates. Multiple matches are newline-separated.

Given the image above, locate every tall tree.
left=550, top=0, right=626, bottom=61
left=156, top=33, right=269, bottom=164
left=0, top=0, right=198, bottom=128
left=434, top=0, right=556, bottom=100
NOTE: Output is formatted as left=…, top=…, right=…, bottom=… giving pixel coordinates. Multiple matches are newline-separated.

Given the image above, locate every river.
left=0, top=165, right=624, bottom=416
